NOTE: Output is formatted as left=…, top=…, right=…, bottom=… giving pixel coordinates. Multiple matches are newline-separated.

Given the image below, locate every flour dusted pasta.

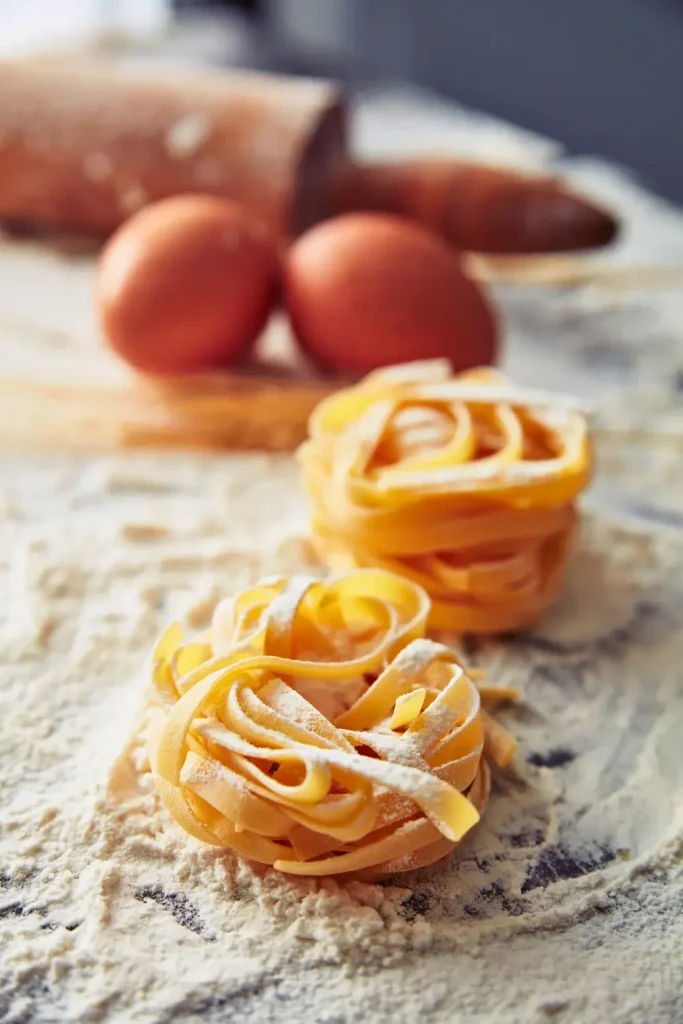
left=299, top=361, right=593, bottom=633
left=149, top=570, right=516, bottom=877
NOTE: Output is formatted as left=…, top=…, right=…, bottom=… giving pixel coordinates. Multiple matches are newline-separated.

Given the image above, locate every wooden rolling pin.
left=335, top=161, right=618, bottom=254
left=0, top=61, right=617, bottom=253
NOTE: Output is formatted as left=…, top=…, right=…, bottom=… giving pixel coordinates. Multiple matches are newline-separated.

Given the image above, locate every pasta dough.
left=299, top=360, right=593, bottom=633
left=149, top=570, right=516, bottom=877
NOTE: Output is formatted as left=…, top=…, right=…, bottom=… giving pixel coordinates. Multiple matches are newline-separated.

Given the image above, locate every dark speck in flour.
left=521, top=843, right=615, bottom=893
left=400, top=892, right=432, bottom=920
left=135, top=886, right=213, bottom=939
left=528, top=747, right=577, bottom=769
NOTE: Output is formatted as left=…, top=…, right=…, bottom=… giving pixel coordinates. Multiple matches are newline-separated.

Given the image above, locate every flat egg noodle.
left=298, top=361, right=592, bottom=633
left=150, top=570, right=516, bottom=876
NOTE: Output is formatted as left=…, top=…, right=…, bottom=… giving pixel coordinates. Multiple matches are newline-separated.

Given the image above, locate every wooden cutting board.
left=6, top=228, right=667, bottom=454
left=0, top=230, right=339, bottom=453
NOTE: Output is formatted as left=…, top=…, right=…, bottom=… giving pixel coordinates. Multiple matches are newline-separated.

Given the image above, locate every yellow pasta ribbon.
left=298, top=360, right=593, bottom=634
left=149, top=570, right=516, bottom=877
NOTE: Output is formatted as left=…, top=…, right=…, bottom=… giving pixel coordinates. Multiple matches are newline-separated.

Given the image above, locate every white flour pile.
left=0, top=448, right=681, bottom=1024
left=2, top=90, right=683, bottom=1024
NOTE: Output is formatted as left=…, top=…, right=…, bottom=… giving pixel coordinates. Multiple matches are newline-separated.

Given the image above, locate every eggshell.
left=97, top=195, right=279, bottom=374
left=284, top=213, right=498, bottom=374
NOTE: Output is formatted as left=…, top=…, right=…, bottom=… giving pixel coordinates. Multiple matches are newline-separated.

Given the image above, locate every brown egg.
left=97, top=195, right=279, bottom=374
left=284, top=213, right=498, bottom=375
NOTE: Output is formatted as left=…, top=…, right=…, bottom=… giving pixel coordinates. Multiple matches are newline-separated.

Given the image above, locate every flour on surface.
left=2, top=90, right=683, bottom=1023
left=0, top=448, right=681, bottom=1024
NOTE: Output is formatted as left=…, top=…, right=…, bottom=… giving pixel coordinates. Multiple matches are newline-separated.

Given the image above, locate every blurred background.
left=2, top=0, right=681, bottom=202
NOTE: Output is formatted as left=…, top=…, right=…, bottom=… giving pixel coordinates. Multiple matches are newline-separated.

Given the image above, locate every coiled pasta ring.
left=299, top=360, right=593, bottom=633
left=149, top=570, right=516, bottom=878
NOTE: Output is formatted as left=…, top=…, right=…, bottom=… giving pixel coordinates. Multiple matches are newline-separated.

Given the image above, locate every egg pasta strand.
left=299, top=360, right=592, bottom=633
left=149, top=571, right=516, bottom=877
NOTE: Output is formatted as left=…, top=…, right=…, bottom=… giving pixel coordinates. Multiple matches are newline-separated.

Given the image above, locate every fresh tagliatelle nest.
left=299, top=361, right=593, bottom=633
left=148, top=570, right=517, bottom=878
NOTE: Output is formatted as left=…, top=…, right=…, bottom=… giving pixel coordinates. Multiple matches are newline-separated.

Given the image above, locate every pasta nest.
left=149, top=569, right=517, bottom=878
left=299, top=360, right=593, bottom=633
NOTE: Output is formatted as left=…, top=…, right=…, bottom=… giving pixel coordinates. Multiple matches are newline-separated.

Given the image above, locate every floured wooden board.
left=1, top=89, right=683, bottom=1024
left=0, top=230, right=337, bottom=452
